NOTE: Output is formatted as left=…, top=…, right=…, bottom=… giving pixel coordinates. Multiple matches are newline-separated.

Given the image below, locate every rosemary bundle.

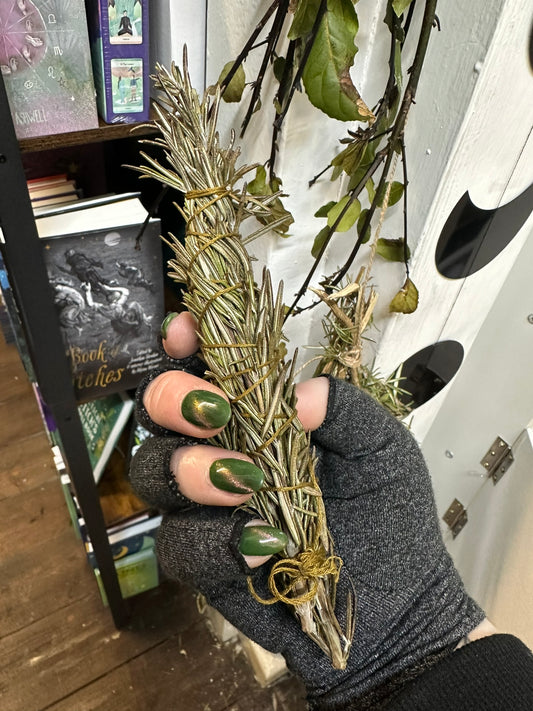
left=136, top=56, right=353, bottom=669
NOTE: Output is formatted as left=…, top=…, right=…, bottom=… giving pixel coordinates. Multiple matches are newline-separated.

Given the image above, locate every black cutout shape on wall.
left=399, top=340, right=464, bottom=409
left=435, top=182, right=533, bottom=279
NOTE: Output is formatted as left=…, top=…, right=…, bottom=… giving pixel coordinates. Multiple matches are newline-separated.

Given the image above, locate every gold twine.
left=247, top=547, right=343, bottom=606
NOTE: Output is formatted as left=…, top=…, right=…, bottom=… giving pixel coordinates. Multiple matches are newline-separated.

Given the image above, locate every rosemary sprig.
left=135, top=54, right=353, bottom=669
left=312, top=273, right=413, bottom=419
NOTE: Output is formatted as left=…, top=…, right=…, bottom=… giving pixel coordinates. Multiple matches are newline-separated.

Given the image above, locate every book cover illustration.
left=0, top=0, right=99, bottom=139
left=41, top=220, right=164, bottom=400
left=108, top=0, right=143, bottom=44
left=85, top=0, right=149, bottom=123
left=110, top=57, right=143, bottom=115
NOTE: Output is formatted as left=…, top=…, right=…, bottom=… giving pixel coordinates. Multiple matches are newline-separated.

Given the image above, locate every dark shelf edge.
left=19, top=116, right=159, bottom=153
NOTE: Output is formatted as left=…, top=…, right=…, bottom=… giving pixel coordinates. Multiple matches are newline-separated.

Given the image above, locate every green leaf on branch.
left=392, top=0, right=414, bottom=17
left=311, top=226, right=332, bottom=258
left=218, top=61, right=246, bottom=103
left=302, top=0, right=375, bottom=122
left=376, top=180, right=404, bottom=207
left=365, top=178, right=376, bottom=203
left=247, top=165, right=269, bottom=194
left=247, top=166, right=294, bottom=236
left=314, top=201, right=337, bottom=217
left=288, top=0, right=322, bottom=39
left=376, top=238, right=410, bottom=262
left=327, top=195, right=361, bottom=232
left=331, top=140, right=367, bottom=177
left=389, top=278, right=419, bottom=313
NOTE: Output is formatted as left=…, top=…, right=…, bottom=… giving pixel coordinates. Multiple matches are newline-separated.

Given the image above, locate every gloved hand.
left=129, top=311, right=485, bottom=710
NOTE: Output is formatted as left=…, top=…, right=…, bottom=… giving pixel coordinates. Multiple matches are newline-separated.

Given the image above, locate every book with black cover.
left=36, top=193, right=164, bottom=400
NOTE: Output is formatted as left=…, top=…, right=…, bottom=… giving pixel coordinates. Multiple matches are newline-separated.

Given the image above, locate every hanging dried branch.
left=134, top=54, right=354, bottom=670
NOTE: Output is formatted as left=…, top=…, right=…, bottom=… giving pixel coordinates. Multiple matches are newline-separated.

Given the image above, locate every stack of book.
left=0, top=189, right=167, bottom=604
left=27, top=174, right=80, bottom=212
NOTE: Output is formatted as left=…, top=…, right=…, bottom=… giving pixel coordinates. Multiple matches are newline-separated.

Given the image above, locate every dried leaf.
left=331, top=140, right=367, bottom=177
left=302, top=0, right=374, bottom=122
left=247, top=166, right=294, bottom=236
left=311, top=226, right=331, bottom=258
left=219, top=61, right=246, bottom=102
left=376, top=180, right=404, bottom=207
left=376, top=238, right=410, bottom=262
left=389, top=278, right=419, bottom=313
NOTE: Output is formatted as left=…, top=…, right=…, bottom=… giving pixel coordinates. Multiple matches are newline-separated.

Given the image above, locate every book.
left=35, top=193, right=164, bottom=400
left=0, top=247, right=36, bottom=374
left=52, top=447, right=82, bottom=540
left=93, top=545, right=160, bottom=603
left=27, top=173, right=69, bottom=189
left=97, top=415, right=152, bottom=527
left=84, top=513, right=162, bottom=562
left=85, top=0, right=150, bottom=124
left=27, top=174, right=80, bottom=210
left=78, top=391, right=134, bottom=482
left=32, top=192, right=80, bottom=209
left=28, top=180, right=77, bottom=199
left=82, top=510, right=162, bottom=603
left=149, top=1, right=207, bottom=94
left=0, top=0, right=99, bottom=139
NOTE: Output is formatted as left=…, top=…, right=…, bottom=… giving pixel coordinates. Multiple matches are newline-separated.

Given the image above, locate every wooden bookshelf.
left=19, top=112, right=159, bottom=153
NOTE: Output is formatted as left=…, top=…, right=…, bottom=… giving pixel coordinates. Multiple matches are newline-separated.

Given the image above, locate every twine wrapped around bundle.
left=135, top=52, right=354, bottom=669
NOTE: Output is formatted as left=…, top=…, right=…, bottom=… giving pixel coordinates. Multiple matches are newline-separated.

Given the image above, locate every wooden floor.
left=0, top=335, right=306, bottom=711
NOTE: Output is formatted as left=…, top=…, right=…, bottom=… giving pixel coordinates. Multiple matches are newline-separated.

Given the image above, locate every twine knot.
left=248, top=547, right=343, bottom=607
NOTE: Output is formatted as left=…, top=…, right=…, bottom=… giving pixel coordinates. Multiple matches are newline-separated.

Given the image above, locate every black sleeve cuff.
left=386, top=634, right=533, bottom=711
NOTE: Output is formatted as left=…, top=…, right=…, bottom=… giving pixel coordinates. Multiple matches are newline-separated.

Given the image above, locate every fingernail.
left=239, top=525, right=288, bottom=556
left=161, top=312, right=179, bottom=339
left=181, top=390, right=231, bottom=429
left=209, top=458, right=264, bottom=494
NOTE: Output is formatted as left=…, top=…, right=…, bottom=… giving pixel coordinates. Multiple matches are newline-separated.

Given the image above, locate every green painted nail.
left=209, top=458, right=264, bottom=494
left=239, top=525, right=288, bottom=556
left=161, top=312, right=178, bottom=339
left=181, top=390, right=231, bottom=429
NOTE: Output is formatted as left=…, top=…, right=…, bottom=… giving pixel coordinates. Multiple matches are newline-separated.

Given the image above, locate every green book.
left=78, top=392, right=134, bottom=482
left=94, top=542, right=160, bottom=604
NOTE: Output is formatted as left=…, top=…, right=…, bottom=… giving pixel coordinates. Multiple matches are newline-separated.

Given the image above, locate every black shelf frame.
left=0, top=75, right=129, bottom=628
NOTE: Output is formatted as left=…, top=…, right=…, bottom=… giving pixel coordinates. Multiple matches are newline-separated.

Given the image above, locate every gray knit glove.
left=130, top=370, right=485, bottom=710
